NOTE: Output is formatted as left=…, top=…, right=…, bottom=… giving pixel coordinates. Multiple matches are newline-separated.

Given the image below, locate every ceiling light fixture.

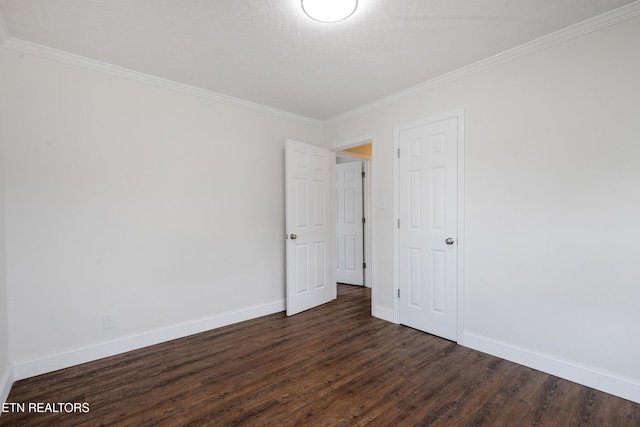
left=301, top=0, right=358, bottom=23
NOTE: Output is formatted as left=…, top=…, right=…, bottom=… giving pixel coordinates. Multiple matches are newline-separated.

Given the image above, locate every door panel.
left=286, top=140, right=334, bottom=316
left=398, top=117, right=458, bottom=341
left=336, top=161, right=364, bottom=286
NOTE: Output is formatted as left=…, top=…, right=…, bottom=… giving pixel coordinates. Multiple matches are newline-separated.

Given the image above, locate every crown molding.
left=0, top=38, right=324, bottom=128
left=324, top=0, right=640, bottom=126
left=2, top=1, right=639, bottom=128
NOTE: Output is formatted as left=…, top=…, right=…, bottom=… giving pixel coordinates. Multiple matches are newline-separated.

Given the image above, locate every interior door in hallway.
left=285, top=139, right=335, bottom=316
left=398, top=116, right=459, bottom=341
left=336, top=161, right=364, bottom=286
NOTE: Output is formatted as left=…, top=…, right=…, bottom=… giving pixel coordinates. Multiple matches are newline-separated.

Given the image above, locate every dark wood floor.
left=2, top=285, right=639, bottom=426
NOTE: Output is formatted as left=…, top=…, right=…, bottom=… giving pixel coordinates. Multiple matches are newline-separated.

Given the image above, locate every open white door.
left=398, top=116, right=459, bottom=341
left=336, top=161, right=364, bottom=286
left=285, top=139, right=335, bottom=316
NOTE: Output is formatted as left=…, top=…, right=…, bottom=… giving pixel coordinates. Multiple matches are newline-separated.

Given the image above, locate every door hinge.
left=397, top=219, right=400, bottom=229
left=397, top=289, right=400, bottom=298
left=397, top=148, right=400, bottom=158
left=362, top=217, right=366, bottom=224
left=362, top=171, right=366, bottom=178
left=362, top=262, right=367, bottom=269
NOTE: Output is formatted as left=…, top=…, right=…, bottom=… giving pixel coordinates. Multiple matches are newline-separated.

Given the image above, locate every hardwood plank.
left=1, top=285, right=638, bottom=426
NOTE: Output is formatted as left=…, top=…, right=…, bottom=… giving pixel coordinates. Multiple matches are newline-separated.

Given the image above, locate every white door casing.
left=336, top=161, right=364, bottom=286
left=334, top=144, right=373, bottom=289
left=285, top=139, right=335, bottom=316
left=397, top=115, right=459, bottom=341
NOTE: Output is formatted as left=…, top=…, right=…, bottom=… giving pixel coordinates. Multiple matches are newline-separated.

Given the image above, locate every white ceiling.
left=0, top=0, right=635, bottom=120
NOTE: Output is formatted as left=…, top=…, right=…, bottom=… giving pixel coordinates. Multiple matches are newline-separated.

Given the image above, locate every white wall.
left=1, top=5, right=639, bottom=406
left=0, top=92, right=10, bottom=402
left=0, top=48, right=323, bottom=370
left=0, top=9, right=10, bottom=406
left=325, top=15, right=640, bottom=398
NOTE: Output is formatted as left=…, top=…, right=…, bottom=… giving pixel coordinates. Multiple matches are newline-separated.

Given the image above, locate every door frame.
left=393, top=110, right=466, bottom=344
left=330, top=134, right=376, bottom=300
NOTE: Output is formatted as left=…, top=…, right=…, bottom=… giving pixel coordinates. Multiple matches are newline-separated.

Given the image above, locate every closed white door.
left=285, top=139, right=335, bottom=316
left=336, top=161, right=363, bottom=286
left=398, top=116, right=458, bottom=341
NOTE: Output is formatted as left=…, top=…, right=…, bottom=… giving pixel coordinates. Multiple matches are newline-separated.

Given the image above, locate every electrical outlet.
left=103, top=313, right=116, bottom=330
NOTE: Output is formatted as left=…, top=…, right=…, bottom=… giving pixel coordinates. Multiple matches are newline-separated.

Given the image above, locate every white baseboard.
left=0, top=364, right=13, bottom=408
left=372, top=305, right=395, bottom=323
left=463, top=331, right=640, bottom=404
left=12, top=299, right=285, bottom=382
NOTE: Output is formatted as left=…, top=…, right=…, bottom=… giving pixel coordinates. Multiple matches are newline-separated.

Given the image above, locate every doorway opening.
left=333, top=140, right=373, bottom=290
left=284, top=136, right=375, bottom=316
